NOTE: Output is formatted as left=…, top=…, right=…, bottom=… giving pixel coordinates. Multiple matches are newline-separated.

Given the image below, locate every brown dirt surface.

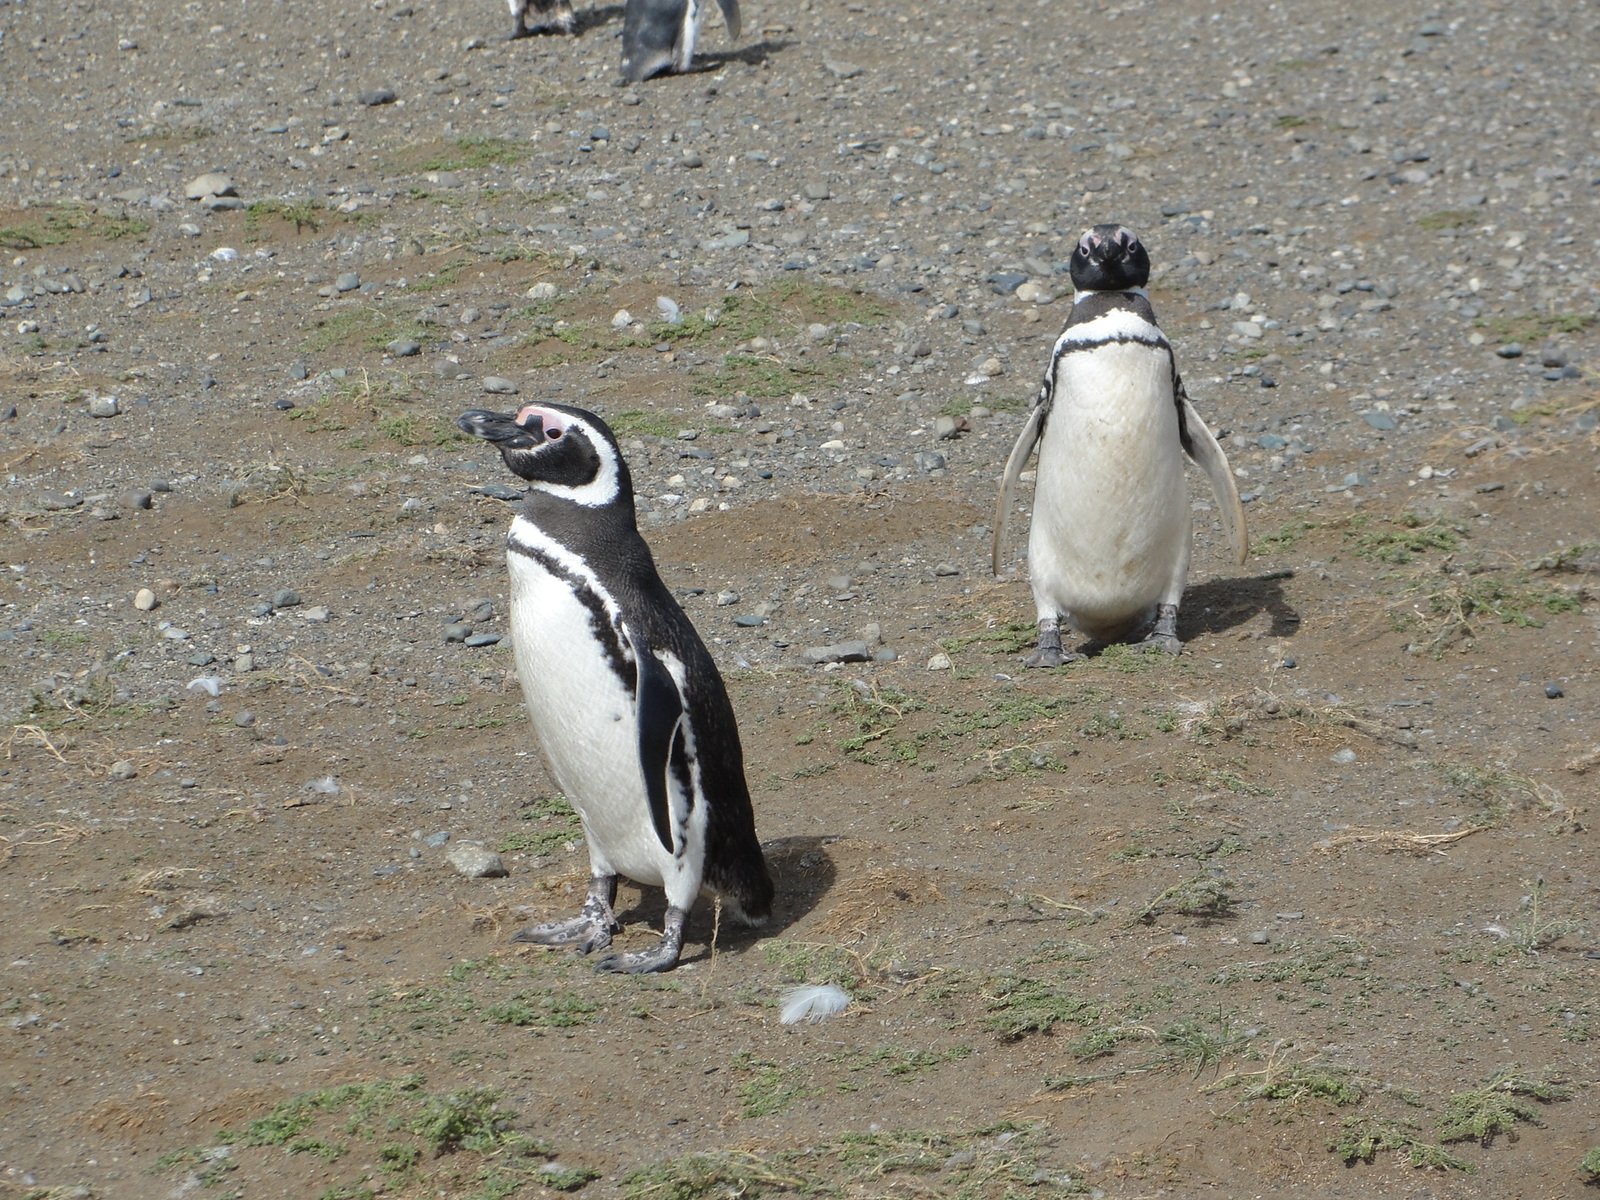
left=2, top=0, right=1597, bottom=1197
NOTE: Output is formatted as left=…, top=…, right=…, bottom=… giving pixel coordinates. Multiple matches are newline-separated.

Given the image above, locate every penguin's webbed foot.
left=511, top=876, right=618, bottom=953
left=1132, top=604, right=1182, bottom=655
left=1023, top=618, right=1083, bottom=668
left=594, top=906, right=687, bottom=974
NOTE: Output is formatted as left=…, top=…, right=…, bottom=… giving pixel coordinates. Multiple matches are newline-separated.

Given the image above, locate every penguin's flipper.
left=629, top=627, right=688, bottom=854
left=715, top=0, right=741, bottom=40
left=991, top=404, right=1046, bottom=576
left=1177, top=395, right=1249, bottom=566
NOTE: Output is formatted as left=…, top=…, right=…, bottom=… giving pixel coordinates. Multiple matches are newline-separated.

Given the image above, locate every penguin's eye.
left=546, top=427, right=563, bottom=440
left=1077, top=235, right=1094, bottom=254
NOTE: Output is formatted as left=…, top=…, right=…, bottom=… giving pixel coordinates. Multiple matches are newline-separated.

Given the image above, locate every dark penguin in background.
left=458, top=402, right=774, bottom=973
left=505, top=0, right=576, bottom=38
left=620, top=0, right=741, bottom=82
left=992, top=224, right=1248, bottom=666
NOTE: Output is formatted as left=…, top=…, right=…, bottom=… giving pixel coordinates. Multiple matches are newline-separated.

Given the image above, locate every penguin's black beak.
left=458, top=408, right=544, bottom=449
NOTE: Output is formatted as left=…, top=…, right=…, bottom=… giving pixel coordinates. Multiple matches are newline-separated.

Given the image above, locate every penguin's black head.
left=457, top=403, right=630, bottom=508
left=1069, top=224, right=1151, bottom=293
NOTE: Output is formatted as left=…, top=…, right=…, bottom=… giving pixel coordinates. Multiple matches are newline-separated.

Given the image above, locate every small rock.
left=357, top=87, right=397, bottom=106
left=801, top=640, right=871, bottom=665
left=334, top=272, right=361, bottom=293
left=1249, top=931, right=1271, bottom=945
left=1495, top=343, right=1523, bottom=359
left=134, top=587, right=158, bottom=611
left=463, top=633, right=501, bottom=648
left=234, top=710, right=256, bottom=728
left=273, top=589, right=302, bottom=608
left=444, top=623, right=472, bottom=643
left=1331, top=747, right=1357, bottom=764
left=87, top=394, right=119, bottom=418
left=109, top=760, right=138, bottom=781
left=184, top=172, right=235, bottom=200
left=527, top=281, right=559, bottom=302
left=386, top=338, right=421, bottom=358
left=446, top=843, right=508, bottom=879
left=926, top=652, right=953, bottom=671
left=301, top=605, right=332, bottom=623
left=482, top=376, right=518, bottom=395
left=1545, top=683, right=1564, bottom=699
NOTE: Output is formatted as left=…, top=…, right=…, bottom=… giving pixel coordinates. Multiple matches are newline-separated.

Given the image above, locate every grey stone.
left=335, top=272, right=361, bottom=293
left=802, top=640, right=871, bottom=665
left=482, top=376, right=518, bottom=394
left=446, top=843, right=508, bottom=879
left=386, top=338, right=421, bottom=357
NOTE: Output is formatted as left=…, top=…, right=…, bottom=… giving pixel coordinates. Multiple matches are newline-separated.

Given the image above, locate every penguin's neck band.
left=1074, top=285, right=1149, bottom=305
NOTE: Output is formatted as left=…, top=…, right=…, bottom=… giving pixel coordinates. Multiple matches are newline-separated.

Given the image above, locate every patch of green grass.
left=607, top=409, right=683, bottom=439
left=691, top=351, right=846, bottom=399
left=499, top=794, right=583, bottom=857
left=1437, top=1069, right=1566, bottom=1145
left=938, top=622, right=1038, bottom=657
left=243, top=198, right=324, bottom=235
left=1418, top=210, right=1480, bottom=232
left=1253, top=518, right=1319, bottom=553
left=1137, top=874, right=1234, bottom=923
left=838, top=1044, right=974, bottom=1080
left=408, top=256, right=471, bottom=294
left=1160, top=1012, right=1246, bottom=1075
left=1349, top=512, right=1462, bottom=564
left=0, top=203, right=149, bottom=249
left=1215, top=1061, right=1362, bottom=1106
left=1274, top=114, right=1310, bottom=128
left=982, top=976, right=1099, bottom=1041
left=1419, top=571, right=1581, bottom=638
left=484, top=990, right=598, bottom=1030
left=1332, top=1116, right=1470, bottom=1170
left=734, top=1055, right=805, bottom=1118
left=39, top=629, right=93, bottom=650
left=301, top=308, right=428, bottom=357
left=621, top=1151, right=811, bottom=1199
left=828, top=680, right=924, bottom=763
left=1579, top=1147, right=1600, bottom=1184
left=418, top=136, right=528, bottom=172
left=180, top=1074, right=573, bottom=1198
left=1475, top=311, right=1598, bottom=345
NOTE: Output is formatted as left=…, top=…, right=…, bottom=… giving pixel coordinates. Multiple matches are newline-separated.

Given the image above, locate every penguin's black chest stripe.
left=508, top=536, right=634, bottom=688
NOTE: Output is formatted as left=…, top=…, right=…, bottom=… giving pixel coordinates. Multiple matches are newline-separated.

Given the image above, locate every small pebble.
left=1544, top=683, right=1563, bottom=699
left=134, top=588, right=158, bottom=611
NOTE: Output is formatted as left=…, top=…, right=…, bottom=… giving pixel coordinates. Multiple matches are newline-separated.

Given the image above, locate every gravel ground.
left=2, top=0, right=1598, bottom=1196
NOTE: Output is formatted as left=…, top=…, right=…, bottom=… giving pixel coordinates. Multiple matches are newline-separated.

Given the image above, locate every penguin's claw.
left=594, top=906, right=687, bottom=974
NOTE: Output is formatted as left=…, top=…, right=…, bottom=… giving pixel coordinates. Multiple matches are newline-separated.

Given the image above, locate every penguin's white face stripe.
left=524, top=414, right=624, bottom=508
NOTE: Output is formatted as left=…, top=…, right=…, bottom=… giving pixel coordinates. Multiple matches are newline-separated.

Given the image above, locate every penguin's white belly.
left=506, top=552, right=675, bottom=888
left=1028, top=345, right=1190, bottom=635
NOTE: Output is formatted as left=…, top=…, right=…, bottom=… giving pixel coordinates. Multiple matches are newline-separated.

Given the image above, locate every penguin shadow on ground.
left=691, top=39, right=796, bottom=72
left=1180, top=568, right=1300, bottom=643
left=612, top=835, right=837, bottom=966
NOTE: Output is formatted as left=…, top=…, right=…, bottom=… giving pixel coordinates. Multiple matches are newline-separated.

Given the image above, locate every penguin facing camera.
left=505, top=0, right=577, bottom=39
left=621, top=0, right=742, bottom=82
left=458, top=402, right=774, bottom=973
left=992, top=223, right=1248, bottom=666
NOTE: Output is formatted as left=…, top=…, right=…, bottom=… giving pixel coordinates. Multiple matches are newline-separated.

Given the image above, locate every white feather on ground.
left=779, top=983, right=850, bottom=1025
